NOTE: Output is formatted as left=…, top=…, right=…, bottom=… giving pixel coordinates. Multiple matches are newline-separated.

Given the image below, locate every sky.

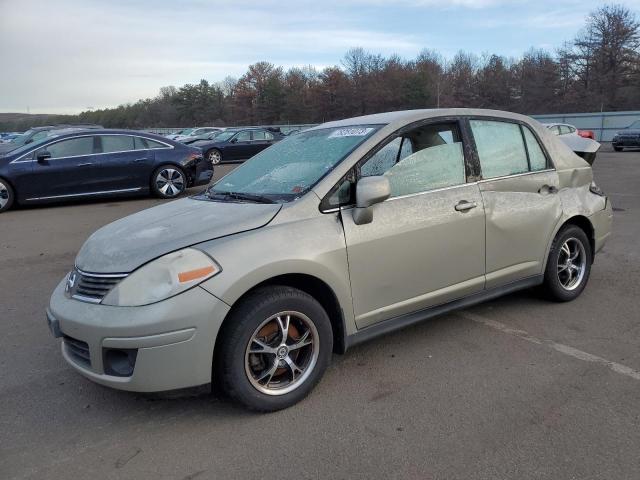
left=1, top=0, right=639, bottom=114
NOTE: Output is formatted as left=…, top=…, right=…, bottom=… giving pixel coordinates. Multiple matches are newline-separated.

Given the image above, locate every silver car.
left=47, top=109, right=613, bottom=411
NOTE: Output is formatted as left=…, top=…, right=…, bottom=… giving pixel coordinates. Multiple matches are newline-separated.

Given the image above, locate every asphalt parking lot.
left=1, top=148, right=639, bottom=480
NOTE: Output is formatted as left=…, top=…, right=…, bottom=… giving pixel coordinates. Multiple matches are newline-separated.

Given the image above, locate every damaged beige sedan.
left=47, top=109, right=612, bottom=411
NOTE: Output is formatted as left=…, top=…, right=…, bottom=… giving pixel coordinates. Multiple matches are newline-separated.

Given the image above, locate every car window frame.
left=320, top=116, right=478, bottom=212
left=33, top=135, right=99, bottom=160
left=11, top=134, right=173, bottom=163
left=464, top=116, right=555, bottom=181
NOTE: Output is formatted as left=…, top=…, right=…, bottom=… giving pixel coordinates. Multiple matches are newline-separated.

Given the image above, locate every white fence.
left=531, top=111, right=640, bottom=142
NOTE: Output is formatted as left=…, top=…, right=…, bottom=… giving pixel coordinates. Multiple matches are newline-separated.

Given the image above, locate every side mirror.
left=230, top=137, right=238, bottom=143
left=352, top=176, right=390, bottom=225
left=37, top=150, right=52, bottom=163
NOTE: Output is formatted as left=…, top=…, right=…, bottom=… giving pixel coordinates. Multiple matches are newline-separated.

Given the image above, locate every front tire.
left=542, top=225, right=592, bottom=302
left=613, top=146, right=623, bottom=152
left=0, top=178, right=15, bottom=213
left=151, top=165, right=186, bottom=199
left=215, top=286, right=333, bottom=412
left=206, top=149, right=222, bottom=165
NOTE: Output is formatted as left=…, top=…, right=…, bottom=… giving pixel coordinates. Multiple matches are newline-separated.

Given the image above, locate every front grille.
left=63, top=335, right=91, bottom=366
left=67, top=268, right=127, bottom=303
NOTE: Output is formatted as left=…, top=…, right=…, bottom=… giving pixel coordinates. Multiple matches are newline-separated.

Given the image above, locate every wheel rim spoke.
left=288, top=330, right=312, bottom=351
left=249, top=338, right=277, bottom=354
left=276, top=315, right=290, bottom=344
left=284, top=355, right=303, bottom=381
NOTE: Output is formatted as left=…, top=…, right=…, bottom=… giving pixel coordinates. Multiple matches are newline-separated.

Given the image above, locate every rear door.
left=95, top=135, right=143, bottom=191
left=249, top=130, right=275, bottom=157
left=28, top=135, right=101, bottom=200
left=468, top=118, right=562, bottom=288
left=340, top=120, right=486, bottom=329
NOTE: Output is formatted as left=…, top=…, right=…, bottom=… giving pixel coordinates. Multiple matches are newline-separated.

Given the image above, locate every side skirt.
left=344, top=275, right=543, bottom=350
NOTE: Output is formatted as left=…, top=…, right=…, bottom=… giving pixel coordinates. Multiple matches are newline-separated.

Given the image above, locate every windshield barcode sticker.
left=328, top=127, right=374, bottom=138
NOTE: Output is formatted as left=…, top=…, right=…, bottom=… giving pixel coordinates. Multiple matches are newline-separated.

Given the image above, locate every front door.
left=28, top=135, right=101, bottom=200
left=228, top=130, right=253, bottom=161
left=341, top=120, right=486, bottom=329
left=468, top=119, right=563, bottom=288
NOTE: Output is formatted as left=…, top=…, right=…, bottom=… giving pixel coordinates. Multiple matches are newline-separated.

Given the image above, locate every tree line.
left=3, top=4, right=639, bottom=131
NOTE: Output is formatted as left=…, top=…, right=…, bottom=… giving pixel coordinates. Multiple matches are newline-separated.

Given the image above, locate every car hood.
left=617, top=129, right=640, bottom=135
left=0, top=143, right=18, bottom=153
left=75, top=197, right=282, bottom=273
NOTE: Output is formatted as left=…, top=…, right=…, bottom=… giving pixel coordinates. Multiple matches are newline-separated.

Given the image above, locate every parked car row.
left=0, top=128, right=212, bottom=213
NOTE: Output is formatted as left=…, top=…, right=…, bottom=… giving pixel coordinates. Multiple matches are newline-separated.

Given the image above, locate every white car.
left=168, top=127, right=223, bottom=142
left=544, top=123, right=600, bottom=165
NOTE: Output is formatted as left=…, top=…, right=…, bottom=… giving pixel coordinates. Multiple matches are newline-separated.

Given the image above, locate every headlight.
left=589, top=181, right=605, bottom=197
left=102, top=248, right=221, bottom=306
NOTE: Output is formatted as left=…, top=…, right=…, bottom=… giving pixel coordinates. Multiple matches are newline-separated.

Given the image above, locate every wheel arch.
left=214, top=273, right=347, bottom=355
left=545, top=215, right=596, bottom=268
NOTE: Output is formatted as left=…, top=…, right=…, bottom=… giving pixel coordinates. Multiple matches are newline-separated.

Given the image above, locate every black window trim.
left=320, top=116, right=476, bottom=212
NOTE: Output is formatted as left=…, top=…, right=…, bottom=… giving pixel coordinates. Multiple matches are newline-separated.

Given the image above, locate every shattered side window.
left=384, top=143, right=465, bottom=197
left=471, top=120, right=529, bottom=179
left=359, top=122, right=466, bottom=198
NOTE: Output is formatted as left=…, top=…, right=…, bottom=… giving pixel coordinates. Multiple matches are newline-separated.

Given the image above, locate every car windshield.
left=214, top=131, right=237, bottom=142
left=178, top=128, right=194, bottom=135
left=207, top=125, right=381, bottom=202
left=628, top=120, right=640, bottom=129
left=10, top=129, right=35, bottom=146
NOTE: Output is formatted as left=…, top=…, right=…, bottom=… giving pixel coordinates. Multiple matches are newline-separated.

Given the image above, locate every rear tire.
left=151, top=165, right=186, bottom=199
left=0, top=178, right=14, bottom=213
left=542, top=225, right=592, bottom=302
left=215, top=286, right=333, bottom=412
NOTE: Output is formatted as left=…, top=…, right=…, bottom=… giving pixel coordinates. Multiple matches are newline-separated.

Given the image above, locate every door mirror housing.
left=352, top=176, right=391, bottom=225
left=36, top=150, right=52, bottom=163
left=230, top=137, right=238, bottom=143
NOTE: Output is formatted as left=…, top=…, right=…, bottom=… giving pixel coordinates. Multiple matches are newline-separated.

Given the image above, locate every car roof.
left=309, top=108, right=540, bottom=132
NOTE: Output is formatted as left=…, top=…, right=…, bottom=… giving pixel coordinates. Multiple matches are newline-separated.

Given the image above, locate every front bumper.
left=612, top=137, right=640, bottom=148
left=48, top=279, right=230, bottom=392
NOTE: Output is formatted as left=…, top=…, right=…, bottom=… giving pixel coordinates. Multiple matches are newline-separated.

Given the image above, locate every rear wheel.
left=542, top=225, right=592, bottom=302
left=151, top=165, right=186, bottom=199
left=215, top=286, right=333, bottom=411
left=207, top=149, right=222, bottom=165
left=0, top=178, right=14, bottom=213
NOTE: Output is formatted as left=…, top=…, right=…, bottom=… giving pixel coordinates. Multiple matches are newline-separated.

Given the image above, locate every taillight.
left=578, top=130, right=595, bottom=140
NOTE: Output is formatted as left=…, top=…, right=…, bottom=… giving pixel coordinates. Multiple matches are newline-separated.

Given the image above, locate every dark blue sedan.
left=196, top=128, right=283, bottom=165
left=0, top=129, right=212, bottom=213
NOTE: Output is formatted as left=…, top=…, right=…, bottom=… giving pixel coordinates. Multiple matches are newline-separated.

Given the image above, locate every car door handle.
left=77, top=162, right=94, bottom=167
left=133, top=158, right=148, bottom=163
left=538, top=184, right=558, bottom=194
left=455, top=200, right=477, bottom=212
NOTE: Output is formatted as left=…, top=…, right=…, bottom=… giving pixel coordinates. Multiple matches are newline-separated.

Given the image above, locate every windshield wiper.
left=207, top=190, right=276, bottom=204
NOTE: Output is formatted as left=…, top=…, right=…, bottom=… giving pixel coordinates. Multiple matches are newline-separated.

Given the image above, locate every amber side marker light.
left=178, top=266, right=216, bottom=284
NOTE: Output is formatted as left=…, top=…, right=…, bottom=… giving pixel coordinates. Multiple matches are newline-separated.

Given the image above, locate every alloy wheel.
left=155, top=168, right=185, bottom=197
left=208, top=150, right=222, bottom=165
left=244, top=311, right=319, bottom=396
left=557, top=237, right=587, bottom=291
left=0, top=180, right=8, bottom=209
